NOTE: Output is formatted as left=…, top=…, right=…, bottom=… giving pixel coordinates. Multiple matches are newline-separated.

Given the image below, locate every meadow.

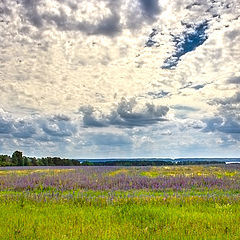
left=0, top=165, right=240, bottom=239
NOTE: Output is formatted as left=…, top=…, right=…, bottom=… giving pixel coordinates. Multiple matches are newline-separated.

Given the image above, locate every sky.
left=0, top=0, right=240, bottom=158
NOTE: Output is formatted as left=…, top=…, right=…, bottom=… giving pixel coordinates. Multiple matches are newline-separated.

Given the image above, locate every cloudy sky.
left=0, top=0, right=240, bottom=158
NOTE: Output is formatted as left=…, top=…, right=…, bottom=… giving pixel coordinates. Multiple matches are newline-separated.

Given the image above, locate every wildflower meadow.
left=0, top=165, right=240, bottom=239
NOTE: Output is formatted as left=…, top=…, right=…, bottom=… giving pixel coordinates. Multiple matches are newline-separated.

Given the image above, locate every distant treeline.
left=0, top=151, right=230, bottom=167
left=0, top=151, right=81, bottom=167
left=81, top=160, right=225, bottom=166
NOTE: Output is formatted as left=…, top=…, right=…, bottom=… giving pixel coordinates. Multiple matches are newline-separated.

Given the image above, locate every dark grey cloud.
left=139, top=0, right=161, bottom=19
left=145, top=39, right=158, bottom=47
left=12, top=120, right=36, bottom=138
left=0, top=117, right=13, bottom=134
left=218, top=120, right=240, bottom=134
left=191, top=84, right=205, bottom=90
left=203, top=100, right=240, bottom=141
left=226, top=92, right=240, bottom=104
left=22, top=0, right=44, bottom=28
left=92, top=14, right=121, bottom=37
left=126, top=0, right=161, bottom=30
left=1, top=0, right=162, bottom=42
left=0, top=5, right=11, bottom=16
left=42, top=9, right=70, bottom=30
left=211, top=92, right=240, bottom=106
left=203, top=117, right=240, bottom=135
left=0, top=110, right=77, bottom=143
left=145, top=28, right=160, bottom=47
left=204, top=88, right=240, bottom=141
left=18, top=0, right=122, bottom=37
left=111, top=99, right=169, bottom=127
left=79, top=106, right=107, bottom=128
left=172, top=105, right=200, bottom=112
left=179, top=81, right=194, bottom=90
left=228, top=76, right=240, bottom=84
left=203, top=117, right=224, bottom=133
left=52, top=114, right=71, bottom=122
left=0, top=113, right=36, bottom=138
left=41, top=116, right=76, bottom=137
left=179, top=82, right=208, bottom=92
left=186, top=2, right=202, bottom=10
left=147, top=90, right=169, bottom=99
left=17, top=0, right=142, bottom=38
left=79, top=98, right=169, bottom=128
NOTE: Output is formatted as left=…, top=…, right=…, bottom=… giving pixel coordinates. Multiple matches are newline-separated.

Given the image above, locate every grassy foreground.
left=0, top=165, right=240, bottom=239
left=1, top=196, right=240, bottom=240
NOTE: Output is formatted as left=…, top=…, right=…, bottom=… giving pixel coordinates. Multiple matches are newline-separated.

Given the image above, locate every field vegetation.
left=0, top=165, right=240, bottom=239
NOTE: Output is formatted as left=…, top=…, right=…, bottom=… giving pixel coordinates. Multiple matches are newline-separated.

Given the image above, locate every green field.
left=0, top=165, right=240, bottom=239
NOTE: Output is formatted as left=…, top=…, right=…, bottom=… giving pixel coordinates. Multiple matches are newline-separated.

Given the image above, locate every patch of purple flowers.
left=0, top=166, right=239, bottom=192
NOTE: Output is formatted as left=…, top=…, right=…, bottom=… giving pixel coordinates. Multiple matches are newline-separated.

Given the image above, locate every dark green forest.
left=0, top=151, right=81, bottom=166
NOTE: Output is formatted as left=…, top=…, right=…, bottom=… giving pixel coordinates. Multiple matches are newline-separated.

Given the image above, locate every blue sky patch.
left=162, top=21, right=208, bottom=69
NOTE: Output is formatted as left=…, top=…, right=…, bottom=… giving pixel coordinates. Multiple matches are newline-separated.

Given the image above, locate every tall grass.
left=0, top=197, right=240, bottom=240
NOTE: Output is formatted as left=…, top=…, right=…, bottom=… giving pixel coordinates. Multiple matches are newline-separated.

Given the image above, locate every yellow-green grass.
left=1, top=165, right=239, bottom=178
left=141, top=165, right=240, bottom=178
left=0, top=168, right=75, bottom=176
left=0, top=196, right=240, bottom=240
